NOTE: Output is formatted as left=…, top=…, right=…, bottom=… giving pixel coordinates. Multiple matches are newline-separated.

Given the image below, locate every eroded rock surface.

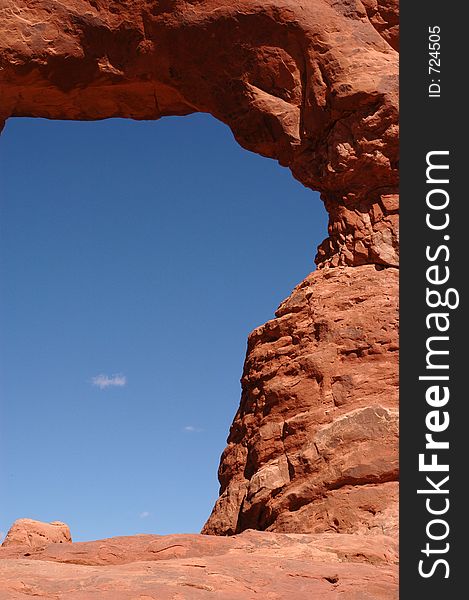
left=204, top=264, right=398, bottom=535
left=0, top=0, right=398, bottom=267
left=0, top=528, right=398, bottom=599
left=1, top=519, right=72, bottom=549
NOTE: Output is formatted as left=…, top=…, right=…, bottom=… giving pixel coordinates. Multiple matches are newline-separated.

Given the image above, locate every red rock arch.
left=0, top=0, right=399, bottom=536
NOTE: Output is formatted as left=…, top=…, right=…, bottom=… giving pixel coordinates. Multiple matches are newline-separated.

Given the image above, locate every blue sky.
left=0, top=114, right=327, bottom=542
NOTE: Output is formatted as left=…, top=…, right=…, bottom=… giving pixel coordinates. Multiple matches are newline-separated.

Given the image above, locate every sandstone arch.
left=0, top=0, right=399, bottom=536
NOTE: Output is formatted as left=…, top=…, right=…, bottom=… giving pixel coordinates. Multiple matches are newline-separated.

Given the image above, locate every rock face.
left=0, top=0, right=399, bottom=545
left=0, top=528, right=398, bottom=599
left=2, top=519, right=72, bottom=549
left=203, top=265, right=398, bottom=535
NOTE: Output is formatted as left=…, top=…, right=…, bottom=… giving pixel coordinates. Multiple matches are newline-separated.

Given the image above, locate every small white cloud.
left=183, top=425, right=203, bottom=432
left=139, top=511, right=150, bottom=519
left=91, top=373, right=127, bottom=389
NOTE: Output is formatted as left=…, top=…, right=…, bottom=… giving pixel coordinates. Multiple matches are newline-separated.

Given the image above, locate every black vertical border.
left=400, top=3, right=467, bottom=596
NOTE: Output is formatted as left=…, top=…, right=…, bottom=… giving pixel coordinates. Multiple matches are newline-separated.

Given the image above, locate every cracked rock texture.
left=0, top=0, right=399, bottom=581
left=203, top=265, right=398, bottom=535
left=0, top=528, right=398, bottom=599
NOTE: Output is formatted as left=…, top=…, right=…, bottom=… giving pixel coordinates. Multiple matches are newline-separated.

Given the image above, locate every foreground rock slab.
left=0, top=529, right=397, bottom=599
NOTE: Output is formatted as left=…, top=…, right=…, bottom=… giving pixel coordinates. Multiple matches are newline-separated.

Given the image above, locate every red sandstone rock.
left=362, top=0, right=399, bottom=50
left=0, top=529, right=398, bottom=599
left=2, top=519, right=71, bottom=549
left=0, top=0, right=398, bottom=268
left=0, top=0, right=399, bottom=569
left=204, top=265, right=398, bottom=535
